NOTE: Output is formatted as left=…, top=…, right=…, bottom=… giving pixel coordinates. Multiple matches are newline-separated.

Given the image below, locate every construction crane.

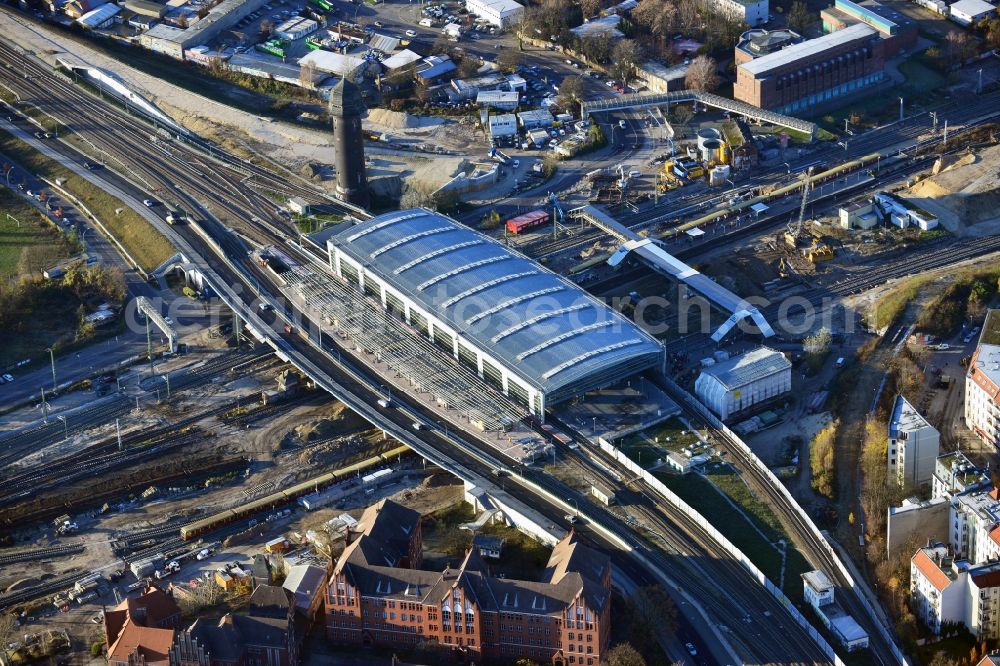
left=549, top=191, right=565, bottom=240
left=785, top=166, right=814, bottom=246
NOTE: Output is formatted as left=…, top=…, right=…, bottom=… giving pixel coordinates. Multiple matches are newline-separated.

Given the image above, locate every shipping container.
left=505, top=209, right=550, bottom=235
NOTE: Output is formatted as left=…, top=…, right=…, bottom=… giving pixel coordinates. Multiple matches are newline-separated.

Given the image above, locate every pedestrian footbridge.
left=581, top=90, right=816, bottom=139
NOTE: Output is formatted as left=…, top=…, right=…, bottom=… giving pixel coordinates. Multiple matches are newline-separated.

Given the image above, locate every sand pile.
left=903, top=144, right=1000, bottom=236
left=367, top=108, right=443, bottom=130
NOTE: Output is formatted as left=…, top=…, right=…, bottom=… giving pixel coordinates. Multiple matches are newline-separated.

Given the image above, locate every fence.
left=596, top=436, right=846, bottom=665
left=661, top=375, right=909, bottom=666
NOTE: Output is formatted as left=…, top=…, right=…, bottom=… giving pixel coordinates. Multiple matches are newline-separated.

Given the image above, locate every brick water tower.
left=329, top=78, right=369, bottom=208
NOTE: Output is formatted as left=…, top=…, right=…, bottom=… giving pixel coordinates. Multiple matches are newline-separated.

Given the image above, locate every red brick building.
left=326, top=500, right=611, bottom=665
left=105, top=585, right=183, bottom=666
left=734, top=23, right=887, bottom=115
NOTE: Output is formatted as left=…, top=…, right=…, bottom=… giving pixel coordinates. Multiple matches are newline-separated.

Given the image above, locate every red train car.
left=505, top=210, right=550, bottom=235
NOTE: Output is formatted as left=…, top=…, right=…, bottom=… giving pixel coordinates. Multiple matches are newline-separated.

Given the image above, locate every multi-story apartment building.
left=951, top=488, right=1000, bottom=564
left=967, top=310, right=1000, bottom=447
left=711, top=0, right=768, bottom=26
left=734, top=23, right=886, bottom=115
left=326, top=500, right=611, bottom=665
left=912, top=543, right=1000, bottom=639
left=888, top=394, right=940, bottom=489
left=933, top=451, right=990, bottom=500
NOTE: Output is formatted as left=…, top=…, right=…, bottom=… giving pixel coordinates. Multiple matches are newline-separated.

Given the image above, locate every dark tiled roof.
left=188, top=618, right=244, bottom=663
left=231, top=614, right=290, bottom=649
left=249, top=585, right=292, bottom=618
left=358, top=499, right=421, bottom=564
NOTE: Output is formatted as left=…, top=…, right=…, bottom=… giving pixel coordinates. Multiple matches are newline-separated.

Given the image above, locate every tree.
left=496, top=49, right=523, bottom=73
left=557, top=75, right=585, bottom=109
left=787, top=1, right=816, bottom=34
left=983, top=18, right=1000, bottom=50
left=604, top=643, right=646, bottom=666
left=578, top=33, right=614, bottom=63
left=581, top=0, right=602, bottom=18
left=400, top=182, right=437, bottom=209
left=810, top=420, right=837, bottom=498
left=259, top=18, right=272, bottom=36
left=944, top=31, right=975, bottom=65
left=611, top=39, right=642, bottom=87
left=803, top=326, right=832, bottom=354
left=299, top=60, right=317, bottom=88
left=684, top=55, right=719, bottom=92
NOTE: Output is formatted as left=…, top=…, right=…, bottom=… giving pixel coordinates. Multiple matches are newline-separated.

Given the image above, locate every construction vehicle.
left=784, top=167, right=813, bottom=247
left=658, top=161, right=685, bottom=192
left=804, top=242, right=834, bottom=263
left=672, top=158, right=704, bottom=180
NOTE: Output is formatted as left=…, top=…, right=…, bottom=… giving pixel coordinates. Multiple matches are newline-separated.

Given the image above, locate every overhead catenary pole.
left=45, top=347, right=56, bottom=391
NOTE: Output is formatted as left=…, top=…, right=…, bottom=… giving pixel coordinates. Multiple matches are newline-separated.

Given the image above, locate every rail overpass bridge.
left=581, top=90, right=817, bottom=139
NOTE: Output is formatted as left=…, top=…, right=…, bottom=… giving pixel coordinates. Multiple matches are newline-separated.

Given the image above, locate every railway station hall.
left=326, top=208, right=664, bottom=419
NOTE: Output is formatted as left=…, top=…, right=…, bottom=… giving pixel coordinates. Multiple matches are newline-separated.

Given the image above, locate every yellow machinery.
left=658, top=161, right=685, bottom=192
left=805, top=242, right=834, bottom=263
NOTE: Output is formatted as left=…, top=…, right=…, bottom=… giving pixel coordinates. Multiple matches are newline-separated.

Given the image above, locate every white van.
left=419, top=18, right=433, bottom=26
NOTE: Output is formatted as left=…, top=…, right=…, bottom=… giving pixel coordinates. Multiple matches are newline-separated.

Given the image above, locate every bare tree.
left=581, top=0, right=602, bottom=19
left=787, top=1, right=816, bottom=33
left=557, top=75, right=585, bottom=109
left=611, top=39, right=642, bottom=87
left=683, top=55, right=719, bottom=92
left=299, top=60, right=317, bottom=88
left=496, top=49, right=523, bottom=73
left=605, top=643, right=647, bottom=666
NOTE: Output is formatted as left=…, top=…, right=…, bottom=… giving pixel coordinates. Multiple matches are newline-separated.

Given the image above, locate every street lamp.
left=57, top=415, right=68, bottom=441
left=566, top=497, right=579, bottom=517
left=45, top=347, right=56, bottom=390
left=898, top=97, right=904, bottom=123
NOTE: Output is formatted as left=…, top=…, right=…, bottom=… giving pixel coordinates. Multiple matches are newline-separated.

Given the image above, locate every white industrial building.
left=802, top=570, right=869, bottom=651
left=326, top=209, right=663, bottom=418
left=488, top=113, right=518, bottom=139
left=517, top=109, right=554, bottom=129
left=966, top=309, right=1000, bottom=447
left=274, top=16, right=318, bottom=40
left=298, top=50, right=376, bottom=79
left=694, top=347, right=791, bottom=421
left=477, top=90, right=520, bottom=111
left=712, top=0, right=768, bottom=26
left=949, top=0, right=994, bottom=24
left=138, top=0, right=270, bottom=59
left=888, top=394, right=939, bottom=488
left=76, top=2, right=120, bottom=28
left=465, top=0, right=524, bottom=27
left=874, top=192, right=939, bottom=230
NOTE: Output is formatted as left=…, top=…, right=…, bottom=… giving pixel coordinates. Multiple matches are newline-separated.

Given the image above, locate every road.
left=0, top=40, right=843, bottom=663
left=0, top=44, right=844, bottom=662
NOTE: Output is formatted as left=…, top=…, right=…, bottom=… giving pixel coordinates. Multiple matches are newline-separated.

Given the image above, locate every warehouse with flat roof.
left=327, top=209, right=663, bottom=417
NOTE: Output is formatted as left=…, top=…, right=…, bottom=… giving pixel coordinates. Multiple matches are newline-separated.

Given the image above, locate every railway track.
left=0, top=348, right=263, bottom=472
left=0, top=37, right=854, bottom=659
left=0, top=543, right=84, bottom=565
left=658, top=380, right=902, bottom=665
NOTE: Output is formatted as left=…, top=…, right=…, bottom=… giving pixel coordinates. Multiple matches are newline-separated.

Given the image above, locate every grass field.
left=898, top=59, right=948, bottom=97
left=656, top=465, right=813, bottom=600
left=0, top=128, right=174, bottom=272
left=0, top=188, right=73, bottom=281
